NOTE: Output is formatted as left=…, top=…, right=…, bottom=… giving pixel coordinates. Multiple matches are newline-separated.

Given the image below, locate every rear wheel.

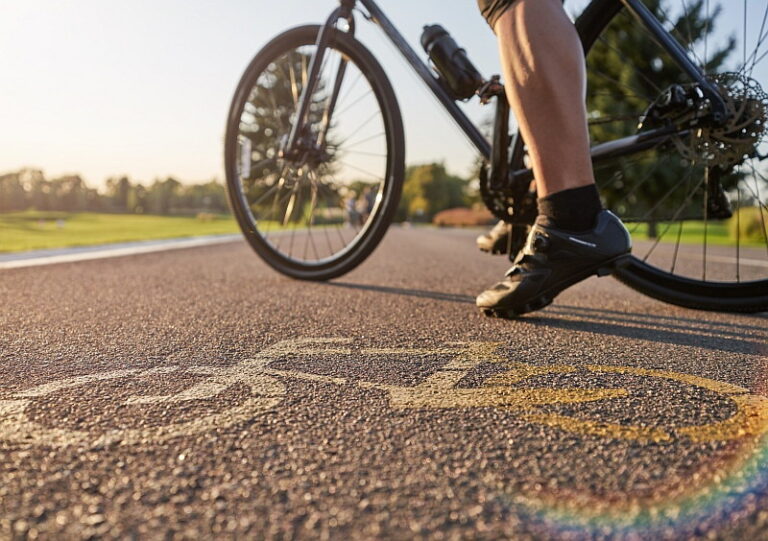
left=573, top=0, right=768, bottom=312
left=224, top=25, right=404, bottom=280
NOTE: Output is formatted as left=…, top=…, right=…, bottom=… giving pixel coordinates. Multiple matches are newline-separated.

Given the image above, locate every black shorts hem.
left=477, top=0, right=520, bottom=29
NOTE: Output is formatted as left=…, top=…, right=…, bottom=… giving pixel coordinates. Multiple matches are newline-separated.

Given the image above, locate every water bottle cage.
left=426, top=59, right=469, bottom=101
left=477, top=75, right=504, bottom=105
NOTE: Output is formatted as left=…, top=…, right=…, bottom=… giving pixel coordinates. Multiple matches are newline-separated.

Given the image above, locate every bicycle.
left=3, top=338, right=765, bottom=446
left=224, top=0, right=768, bottom=313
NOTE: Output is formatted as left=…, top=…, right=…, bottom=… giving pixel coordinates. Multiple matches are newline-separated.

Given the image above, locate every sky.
left=0, top=0, right=553, bottom=189
left=1, top=0, right=751, bottom=189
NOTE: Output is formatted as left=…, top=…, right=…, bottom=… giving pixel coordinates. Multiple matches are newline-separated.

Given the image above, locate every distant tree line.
left=396, top=163, right=476, bottom=222
left=0, top=169, right=229, bottom=215
left=1, top=164, right=479, bottom=220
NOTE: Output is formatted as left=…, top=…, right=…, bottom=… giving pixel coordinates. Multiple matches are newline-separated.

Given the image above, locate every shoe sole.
left=480, top=253, right=631, bottom=319
left=477, top=238, right=510, bottom=256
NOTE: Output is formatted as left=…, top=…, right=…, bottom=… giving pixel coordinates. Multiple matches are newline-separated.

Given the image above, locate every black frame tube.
left=511, top=127, right=681, bottom=185
left=621, top=0, right=727, bottom=121
left=289, top=0, right=716, bottom=177
left=317, top=58, right=350, bottom=147
left=286, top=6, right=354, bottom=153
left=359, top=0, right=492, bottom=158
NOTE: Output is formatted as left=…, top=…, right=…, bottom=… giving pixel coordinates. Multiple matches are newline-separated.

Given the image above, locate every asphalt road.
left=1, top=226, right=766, bottom=540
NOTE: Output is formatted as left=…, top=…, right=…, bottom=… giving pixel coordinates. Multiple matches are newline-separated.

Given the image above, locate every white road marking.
left=0, top=234, right=242, bottom=270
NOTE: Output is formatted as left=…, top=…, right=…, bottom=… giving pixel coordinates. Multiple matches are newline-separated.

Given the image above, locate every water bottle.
left=421, top=25, right=484, bottom=100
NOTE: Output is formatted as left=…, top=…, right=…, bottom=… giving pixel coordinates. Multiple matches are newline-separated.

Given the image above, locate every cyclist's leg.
left=476, top=0, right=595, bottom=254
left=493, top=0, right=593, bottom=198
left=476, top=0, right=631, bottom=317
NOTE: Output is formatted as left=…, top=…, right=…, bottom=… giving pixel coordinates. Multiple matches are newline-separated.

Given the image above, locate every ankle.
left=537, top=184, right=602, bottom=232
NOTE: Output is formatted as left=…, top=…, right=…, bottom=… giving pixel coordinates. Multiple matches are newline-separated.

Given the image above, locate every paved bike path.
left=0, top=227, right=766, bottom=539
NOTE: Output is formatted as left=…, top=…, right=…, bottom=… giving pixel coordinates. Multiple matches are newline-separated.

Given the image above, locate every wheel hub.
left=688, top=73, right=768, bottom=167
left=643, top=72, right=768, bottom=168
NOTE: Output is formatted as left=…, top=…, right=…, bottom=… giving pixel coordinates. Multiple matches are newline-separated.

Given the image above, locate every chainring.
left=479, top=165, right=513, bottom=222
left=478, top=165, right=537, bottom=224
left=478, top=165, right=538, bottom=260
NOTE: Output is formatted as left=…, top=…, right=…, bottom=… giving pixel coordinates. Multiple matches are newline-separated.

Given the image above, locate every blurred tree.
left=586, top=0, right=733, bottom=237
left=0, top=169, right=234, bottom=216
left=147, top=177, right=181, bottom=215
left=20, top=169, right=52, bottom=211
left=177, top=180, right=229, bottom=214
left=397, top=163, right=469, bottom=221
left=50, top=175, right=88, bottom=211
left=105, top=176, right=132, bottom=212
left=126, top=184, right=148, bottom=214
left=0, top=172, right=28, bottom=211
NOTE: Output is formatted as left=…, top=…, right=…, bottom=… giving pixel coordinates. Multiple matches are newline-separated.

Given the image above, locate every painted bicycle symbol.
left=1, top=338, right=766, bottom=447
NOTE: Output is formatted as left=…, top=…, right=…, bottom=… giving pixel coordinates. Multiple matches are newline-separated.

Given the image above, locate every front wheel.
left=224, top=25, right=404, bottom=280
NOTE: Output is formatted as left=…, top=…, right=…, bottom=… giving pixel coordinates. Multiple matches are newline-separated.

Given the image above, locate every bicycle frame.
left=285, top=0, right=728, bottom=185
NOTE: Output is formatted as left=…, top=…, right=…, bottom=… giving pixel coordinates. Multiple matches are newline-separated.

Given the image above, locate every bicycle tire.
left=224, top=25, right=404, bottom=281
left=573, top=0, right=768, bottom=312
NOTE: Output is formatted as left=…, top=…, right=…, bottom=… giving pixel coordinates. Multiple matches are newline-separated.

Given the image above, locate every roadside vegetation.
left=0, top=169, right=229, bottom=215
left=0, top=211, right=237, bottom=253
left=628, top=219, right=762, bottom=247
left=1, top=165, right=764, bottom=253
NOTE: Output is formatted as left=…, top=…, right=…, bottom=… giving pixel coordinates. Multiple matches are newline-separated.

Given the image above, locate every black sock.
left=537, top=184, right=602, bottom=232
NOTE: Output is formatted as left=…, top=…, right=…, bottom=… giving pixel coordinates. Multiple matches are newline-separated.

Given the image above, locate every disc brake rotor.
left=674, top=72, right=768, bottom=167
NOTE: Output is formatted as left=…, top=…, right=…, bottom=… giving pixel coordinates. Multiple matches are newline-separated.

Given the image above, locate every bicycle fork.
left=282, top=2, right=356, bottom=160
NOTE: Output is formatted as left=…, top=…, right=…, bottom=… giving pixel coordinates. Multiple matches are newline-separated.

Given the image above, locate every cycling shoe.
left=476, top=220, right=511, bottom=254
left=476, top=210, right=631, bottom=318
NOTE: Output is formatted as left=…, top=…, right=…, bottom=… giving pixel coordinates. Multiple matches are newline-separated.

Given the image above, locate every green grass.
left=0, top=211, right=239, bottom=253
left=2, top=212, right=764, bottom=254
left=628, top=220, right=764, bottom=247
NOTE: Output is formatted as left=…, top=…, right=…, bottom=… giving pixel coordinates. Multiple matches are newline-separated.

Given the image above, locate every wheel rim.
left=231, top=34, right=393, bottom=270
left=583, top=0, right=768, bottom=292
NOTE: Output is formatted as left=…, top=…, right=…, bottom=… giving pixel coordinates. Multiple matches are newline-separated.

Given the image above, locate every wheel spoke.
left=702, top=168, right=709, bottom=280
left=640, top=169, right=703, bottom=262
left=596, top=32, right=661, bottom=94
left=334, top=88, right=374, bottom=118
left=678, top=0, right=706, bottom=68
left=590, top=68, right=655, bottom=102
left=744, top=161, right=768, bottom=256
left=342, top=149, right=388, bottom=158
left=289, top=60, right=300, bottom=107
left=336, top=71, right=364, bottom=108
left=311, top=171, right=338, bottom=258
left=334, top=110, right=382, bottom=149
left=736, top=186, right=741, bottom=282
left=743, top=3, right=768, bottom=76
left=704, top=0, right=710, bottom=72
left=571, top=0, right=768, bottom=306
left=335, top=131, right=385, bottom=150
left=336, top=160, right=385, bottom=182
